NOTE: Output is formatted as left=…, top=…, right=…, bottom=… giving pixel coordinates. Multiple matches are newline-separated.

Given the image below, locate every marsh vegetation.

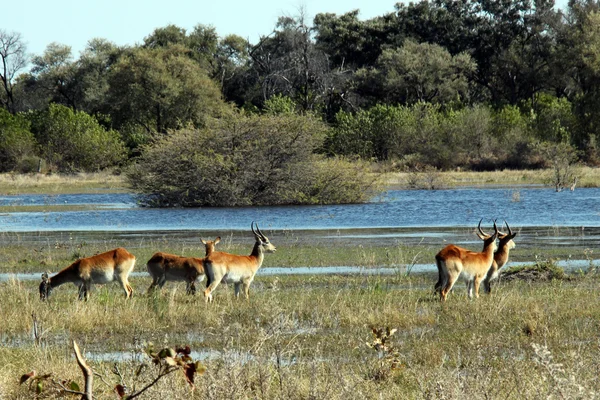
left=0, top=228, right=598, bottom=399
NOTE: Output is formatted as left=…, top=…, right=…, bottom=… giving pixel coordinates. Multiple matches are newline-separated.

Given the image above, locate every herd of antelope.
left=38, top=219, right=516, bottom=303
left=39, top=222, right=276, bottom=303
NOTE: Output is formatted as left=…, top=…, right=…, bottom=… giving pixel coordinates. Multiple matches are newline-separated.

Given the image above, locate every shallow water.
left=2, top=259, right=596, bottom=283
left=0, top=188, right=599, bottom=231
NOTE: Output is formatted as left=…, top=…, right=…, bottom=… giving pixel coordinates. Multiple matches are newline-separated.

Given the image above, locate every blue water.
left=0, top=188, right=598, bottom=232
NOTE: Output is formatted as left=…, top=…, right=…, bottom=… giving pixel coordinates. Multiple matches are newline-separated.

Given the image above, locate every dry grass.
left=384, top=166, right=600, bottom=189
left=0, top=171, right=129, bottom=195
left=2, top=166, right=599, bottom=196
left=1, top=269, right=599, bottom=399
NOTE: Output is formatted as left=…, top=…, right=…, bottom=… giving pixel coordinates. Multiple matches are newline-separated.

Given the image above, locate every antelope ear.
left=200, top=238, right=207, bottom=245
left=215, top=237, right=221, bottom=244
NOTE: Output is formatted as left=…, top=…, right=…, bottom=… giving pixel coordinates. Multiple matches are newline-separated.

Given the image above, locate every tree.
left=28, top=43, right=78, bottom=109
left=0, top=108, right=36, bottom=171
left=246, top=10, right=340, bottom=113
left=0, top=30, right=28, bottom=114
left=313, top=10, right=399, bottom=69
left=354, top=40, right=476, bottom=106
left=28, top=103, right=126, bottom=171
left=106, top=45, right=229, bottom=134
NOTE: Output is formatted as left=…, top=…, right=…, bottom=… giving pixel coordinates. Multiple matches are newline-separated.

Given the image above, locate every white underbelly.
left=91, top=270, right=115, bottom=284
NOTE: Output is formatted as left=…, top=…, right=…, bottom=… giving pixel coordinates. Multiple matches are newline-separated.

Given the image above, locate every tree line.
left=0, top=0, right=598, bottom=204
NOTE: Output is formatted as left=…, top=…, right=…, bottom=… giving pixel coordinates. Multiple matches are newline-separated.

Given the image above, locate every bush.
left=0, top=109, right=37, bottom=172
left=28, top=104, right=127, bottom=172
left=128, top=113, right=381, bottom=206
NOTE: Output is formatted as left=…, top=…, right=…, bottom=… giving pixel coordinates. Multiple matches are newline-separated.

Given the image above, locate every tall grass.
left=2, top=271, right=599, bottom=399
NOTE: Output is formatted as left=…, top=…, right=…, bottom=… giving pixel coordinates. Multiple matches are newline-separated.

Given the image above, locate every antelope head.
left=498, top=220, right=517, bottom=250
left=251, top=221, right=277, bottom=253
left=475, top=218, right=498, bottom=241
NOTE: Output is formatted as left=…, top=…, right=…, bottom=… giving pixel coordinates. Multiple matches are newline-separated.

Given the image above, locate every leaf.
left=19, top=371, right=35, bottom=385
left=158, top=348, right=176, bottom=359
left=69, top=381, right=80, bottom=392
left=36, top=381, right=43, bottom=394
left=164, top=356, right=178, bottom=367
left=195, top=361, right=207, bottom=376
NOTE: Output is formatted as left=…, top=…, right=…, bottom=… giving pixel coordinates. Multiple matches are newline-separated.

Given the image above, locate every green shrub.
left=28, top=104, right=127, bottom=172
left=0, top=109, right=37, bottom=172
left=128, top=112, right=381, bottom=206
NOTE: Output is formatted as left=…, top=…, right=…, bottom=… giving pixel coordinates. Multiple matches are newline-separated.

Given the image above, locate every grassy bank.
left=0, top=231, right=598, bottom=398
left=383, top=165, right=600, bottom=189
left=0, top=171, right=129, bottom=195
left=1, top=269, right=599, bottom=399
left=1, top=166, right=600, bottom=196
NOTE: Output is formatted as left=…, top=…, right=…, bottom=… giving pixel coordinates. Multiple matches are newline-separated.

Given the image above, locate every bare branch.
left=73, top=340, right=94, bottom=399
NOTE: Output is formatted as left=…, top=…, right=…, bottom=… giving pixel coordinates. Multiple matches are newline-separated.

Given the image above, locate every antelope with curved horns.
left=203, top=222, right=276, bottom=303
left=39, top=248, right=136, bottom=301
left=146, top=237, right=221, bottom=294
left=483, top=221, right=517, bottom=293
left=435, top=220, right=499, bottom=301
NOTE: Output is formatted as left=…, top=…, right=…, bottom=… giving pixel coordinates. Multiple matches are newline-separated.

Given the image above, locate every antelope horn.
left=493, top=219, right=499, bottom=235
left=251, top=221, right=258, bottom=237
left=255, top=222, right=267, bottom=240
left=504, top=220, right=513, bottom=236
left=477, top=218, right=488, bottom=237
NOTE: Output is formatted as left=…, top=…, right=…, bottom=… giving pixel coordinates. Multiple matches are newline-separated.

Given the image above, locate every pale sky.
left=7, top=0, right=570, bottom=59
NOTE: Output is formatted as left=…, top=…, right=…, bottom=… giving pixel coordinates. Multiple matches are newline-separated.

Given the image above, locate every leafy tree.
left=143, top=24, right=188, bottom=49
left=106, top=45, right=229, bottom=134
left=28, top=103, right=126, bottom=171
left=128, top=112, right=379, bottom=206
left=313, top=10, right=399, bottom=69
left=327, top=103, right=454, bottom=166
left=28, top=43, right=79, bottom=108
left=0, top=30, right=28, bottom=113
left=531, top=95, right=576, bottom=143
left=491, top=105, right=538, bottom=168
left=558, top=3, right=600, bottom=144
left=0, top=108, right=36, bottom=171
left=355, top=40, right=476, bottom=106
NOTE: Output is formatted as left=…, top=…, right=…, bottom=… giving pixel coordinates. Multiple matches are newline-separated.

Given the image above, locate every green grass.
left=2, top=271, right=599, bottom=399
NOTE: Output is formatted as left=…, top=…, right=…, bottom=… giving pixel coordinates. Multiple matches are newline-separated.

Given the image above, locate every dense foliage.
left=128, top=112, right=379, bottom=206
left=2, top=1, right=600, bottom=203
left=28, top=104, right=127, bottom=172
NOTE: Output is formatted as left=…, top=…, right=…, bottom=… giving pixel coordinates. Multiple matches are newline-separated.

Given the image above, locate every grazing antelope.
left=435, top=220, right=499, bottom=301
left=146, top=237, right=221, bottom=294
left=203, top=222, right=276, bottom=303
left=483, top=221, right=517, bottom=293
left=39, top=247, right=136, bottom=301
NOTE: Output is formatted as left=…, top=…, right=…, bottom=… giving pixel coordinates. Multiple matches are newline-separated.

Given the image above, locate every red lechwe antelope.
left=483, top=221, right=517, bottom=293
left=203, top=222, right=276, bottom=303
left=146, top=237, right=221, bottom=294
left=39, top=247, right=136, bottom=301
left=435, top=220, right=499, bottom=301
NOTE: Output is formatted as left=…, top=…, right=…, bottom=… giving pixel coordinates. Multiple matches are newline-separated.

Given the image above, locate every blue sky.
left=7, top=0, right=570, bottom=58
